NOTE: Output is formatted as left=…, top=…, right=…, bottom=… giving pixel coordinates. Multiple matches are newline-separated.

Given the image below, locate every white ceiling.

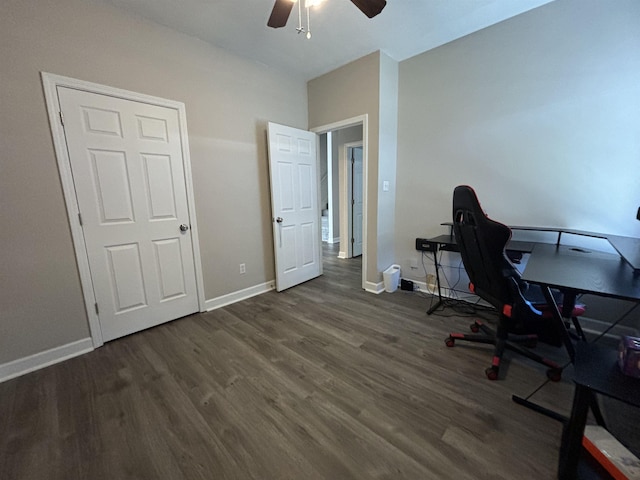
left=101, top=0, right=555, bottom=80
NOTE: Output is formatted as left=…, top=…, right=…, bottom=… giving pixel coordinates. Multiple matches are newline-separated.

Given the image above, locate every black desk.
left=424, top=235, right=535, bottom=314
left=427, top=226, right=640, bottom=317
left=608, top=235, right=640, bottom=271
left=438, top=223, right=640, bottom=271
left=558, top=343, right=640, bottom=480
left=520, top=244, right=640, bottom=479
left=427, top=234, right=536, bottom=254
left=521, top=243, right=640, bottom=361
left=521, top=244, right=640, bottom=303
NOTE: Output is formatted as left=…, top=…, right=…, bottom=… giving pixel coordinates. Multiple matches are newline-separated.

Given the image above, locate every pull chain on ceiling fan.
left=267, top=0, right=387, bottom=38
left=293, top=0, right=314, bottom=39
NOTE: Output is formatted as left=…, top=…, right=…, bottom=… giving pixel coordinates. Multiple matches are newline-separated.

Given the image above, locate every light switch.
left=382, top=180, right=390, bottom=192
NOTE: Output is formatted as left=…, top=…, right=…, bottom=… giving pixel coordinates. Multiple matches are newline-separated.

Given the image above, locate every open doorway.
left=315, top=120, right=365, bottom=285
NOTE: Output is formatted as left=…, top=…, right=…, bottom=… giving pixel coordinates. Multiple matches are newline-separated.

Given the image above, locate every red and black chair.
left=445, top=185, right=585, bottom=380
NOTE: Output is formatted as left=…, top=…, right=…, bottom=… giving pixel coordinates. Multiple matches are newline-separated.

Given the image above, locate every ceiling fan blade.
left=350, top=0, right=386, bottom=18
left=267, top=0, right=295, bottom=28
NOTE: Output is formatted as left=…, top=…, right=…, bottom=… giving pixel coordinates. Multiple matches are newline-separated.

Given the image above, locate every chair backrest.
left=452, top=185, right=521, bottom=311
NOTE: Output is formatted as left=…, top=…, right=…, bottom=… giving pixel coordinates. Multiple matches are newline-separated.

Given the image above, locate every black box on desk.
left=415, top=238, right=436, bottom=252
left=618, top=335, right=640, bottom=378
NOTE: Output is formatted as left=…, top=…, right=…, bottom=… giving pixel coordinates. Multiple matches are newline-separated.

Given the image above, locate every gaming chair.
left=445, top=185, right=585, bottom=380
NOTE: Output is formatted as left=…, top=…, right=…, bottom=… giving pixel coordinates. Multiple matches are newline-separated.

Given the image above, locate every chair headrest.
left=453, top=185, right=487, bottom=222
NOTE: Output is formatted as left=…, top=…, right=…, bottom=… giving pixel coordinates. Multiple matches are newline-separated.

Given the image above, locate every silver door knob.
left=179, top=224, right=189, bottom=232
left=275, top=217, right=283, bottom=223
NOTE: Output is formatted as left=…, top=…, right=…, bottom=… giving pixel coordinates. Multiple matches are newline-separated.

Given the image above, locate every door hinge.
left=94, top=303, right=99, bottom=315
left=78, top=213, right=83, bottom=226
left=59, top=111, right=64, bottom=126
left=351, top=237, right=355, bottom=244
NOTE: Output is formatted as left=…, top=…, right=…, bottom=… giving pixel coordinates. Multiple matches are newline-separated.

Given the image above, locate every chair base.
left=445, top=319, right=562, bottom=381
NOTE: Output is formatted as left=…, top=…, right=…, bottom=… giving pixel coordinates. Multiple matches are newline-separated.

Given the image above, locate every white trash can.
left=383, top=264, right=401, bottom=293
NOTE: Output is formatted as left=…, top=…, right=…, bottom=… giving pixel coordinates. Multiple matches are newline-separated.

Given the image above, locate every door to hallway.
left=267, top=122, right=322, bottom=291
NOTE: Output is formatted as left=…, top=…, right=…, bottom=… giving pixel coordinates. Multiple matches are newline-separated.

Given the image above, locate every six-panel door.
left=267, top=122, right=321, bottom=291
left=58, top=87, right=199, bottom=341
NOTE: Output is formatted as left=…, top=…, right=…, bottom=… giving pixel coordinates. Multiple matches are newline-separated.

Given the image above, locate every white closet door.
left=58, top=87, right=198, bottom=341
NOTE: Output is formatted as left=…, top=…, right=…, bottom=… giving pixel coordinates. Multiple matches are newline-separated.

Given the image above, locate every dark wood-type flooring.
left=0, top=244, right=578, bottom=479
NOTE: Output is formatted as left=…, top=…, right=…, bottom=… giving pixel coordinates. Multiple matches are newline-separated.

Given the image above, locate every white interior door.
left=58, top=87, right=199, bottom=342
left=267, top=122, right=322, bottom=291
left=351, top=146, right=363, bottom=257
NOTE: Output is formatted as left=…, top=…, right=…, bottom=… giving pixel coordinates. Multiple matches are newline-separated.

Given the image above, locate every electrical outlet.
left=239, top=263, right=246, bottom=274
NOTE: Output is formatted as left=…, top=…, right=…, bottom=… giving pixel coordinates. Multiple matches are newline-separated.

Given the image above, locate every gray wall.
left=0, top=0, right=307, bottom=365
left=309, top=53, right=382, bottom=287
left=395, top=0, right=640, bottom=295
left=308, top=51, right=399, bottom=287
left=377, top=53, right=399, bottom=274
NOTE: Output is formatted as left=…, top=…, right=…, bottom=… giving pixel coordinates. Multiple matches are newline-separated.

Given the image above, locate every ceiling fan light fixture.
left=305, top=0, right=325, bottom=8
left=268, top=0, right=385, bottom=36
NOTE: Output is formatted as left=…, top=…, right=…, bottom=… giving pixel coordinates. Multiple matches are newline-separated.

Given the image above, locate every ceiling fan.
left=267, top=0, right=387, bottom=29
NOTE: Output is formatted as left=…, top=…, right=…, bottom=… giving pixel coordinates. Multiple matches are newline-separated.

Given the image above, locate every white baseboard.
left=0, top=337, right=94, bottom=384
left=411, top=279, right=430, bottom=294
left=205, top=280, right=275, bottom=311
left=337, top=251, right=348, bottom=259
left=0, top=282, right=276, bottom=383
left=407, top=278, right=477, bottom=301
left=365, top=280, right=385, bottom=294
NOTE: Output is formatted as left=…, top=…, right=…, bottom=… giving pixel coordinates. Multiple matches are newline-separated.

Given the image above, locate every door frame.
left=311, top=115, right=368, bottom=291
left=343, top=141, right=363, bottom=258
left=41, top=72, right=206, bottom=348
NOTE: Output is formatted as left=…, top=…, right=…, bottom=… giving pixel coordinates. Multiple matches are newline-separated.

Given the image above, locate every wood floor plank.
left=0, top=244, right=575, bottom=479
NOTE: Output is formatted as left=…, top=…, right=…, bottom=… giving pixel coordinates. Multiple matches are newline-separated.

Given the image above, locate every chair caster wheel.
left=470, top=323, right=480, bottom=333
left=546, top=368, right=562, bottom=382
left=445, top=337, right=455, bottom=347
left=485, top=367, right=499, bottom=381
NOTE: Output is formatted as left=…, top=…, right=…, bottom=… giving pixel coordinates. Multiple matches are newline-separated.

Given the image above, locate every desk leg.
left=541, top=286, right=575, bottom=361
left=561, top=292, right=588, bottom=342
left=512, top=395, right=568, bottom=423
left=427, top=247, right=444, bottom=315
left=511, top=286, right=576, bottom=423
left=558, top=385, right=591, bottom=480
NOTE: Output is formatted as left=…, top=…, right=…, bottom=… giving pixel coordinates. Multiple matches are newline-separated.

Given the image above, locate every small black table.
left=558, top=342, right=640, bottom=479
